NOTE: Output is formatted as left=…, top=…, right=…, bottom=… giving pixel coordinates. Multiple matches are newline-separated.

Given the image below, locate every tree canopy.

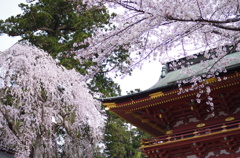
left=104, top=112, right=143, bottom=158
left=0, top=0, right=133, bottom=97
left=73, top=0, right=240, bottom=101
left=0, top=0, right=109, bottom=56
left=77, top=0, right=240, bottom=73
left=0, top=44, right=104, bottom=158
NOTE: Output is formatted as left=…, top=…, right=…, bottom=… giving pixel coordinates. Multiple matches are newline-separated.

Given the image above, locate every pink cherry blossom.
left=0, top=44, right=104, bottom=158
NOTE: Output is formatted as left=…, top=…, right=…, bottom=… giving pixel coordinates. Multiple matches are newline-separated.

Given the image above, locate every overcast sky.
left=0, top=0, right=162, bottom=95
left=0, top=0, right=25, bottom=51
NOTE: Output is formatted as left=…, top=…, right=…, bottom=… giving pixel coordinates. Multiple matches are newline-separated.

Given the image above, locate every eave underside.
left=103, top=71, right=240, bottom=136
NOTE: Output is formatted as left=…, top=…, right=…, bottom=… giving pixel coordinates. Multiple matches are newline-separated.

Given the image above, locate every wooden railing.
left=141, top=119, right=240, bottom=147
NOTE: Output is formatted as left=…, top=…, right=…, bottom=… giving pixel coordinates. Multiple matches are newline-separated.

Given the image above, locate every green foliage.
left=126, top=88, right=141, bottom=95
left=89, top=73, right=121, bottom=97
left=1, top=90, right=14, bottom=106
left=104, top=89, right=150, bottom=158
left=104, top=111, right=150, bottom=158
left=0, top=0, right=110, bottom=55
left=93, top=88, right=148, bottom=157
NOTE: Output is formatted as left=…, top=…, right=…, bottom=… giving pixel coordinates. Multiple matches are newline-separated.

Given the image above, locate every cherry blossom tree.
left=76, top=0, right=240, bottom=113
left=0, top=44, right=104, bottom=158
left=77, top=0, right=240, bottom=73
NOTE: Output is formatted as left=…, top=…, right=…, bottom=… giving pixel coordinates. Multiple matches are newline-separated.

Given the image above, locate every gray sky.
left=0, top=0, right=162, bottom=94
left=0, top=0, right=25, bottom=51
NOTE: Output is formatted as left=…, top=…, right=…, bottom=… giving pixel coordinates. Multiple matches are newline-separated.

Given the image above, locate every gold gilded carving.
left=203, top=77, right=217, bottom=84
left=221, top=125, right=227, bottom=128
left=196, top=123, right=205, bottom=128
left=166, top=130, right=173, bottom=134
left=141, top=119, right=149, bottom=123
left=149, top=91, right=164, bottom=98
left=159, top=114, right=162, bottom=118
left=221, top=125, right=227, bottom=131
left=225, top=117, right=235, bottom=122
left=102, top=102, right=116, bottom=108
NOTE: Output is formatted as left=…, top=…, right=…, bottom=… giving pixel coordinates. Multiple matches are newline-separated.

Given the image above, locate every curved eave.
left=98, top=83, right=176, bottom=103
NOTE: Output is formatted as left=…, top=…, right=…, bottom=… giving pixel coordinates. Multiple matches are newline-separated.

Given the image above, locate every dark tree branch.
left=39, top=27, right=54, bottom=32
left=0, top=107, right=20, bottom=140
left=196, top=0, right=203, bottom=18
left=205, top=44, right=238, bottom=76
left=102, top=17, right=148, bottom=42
left=130, top=23, right=204, bottom=67
left=57, top=25, right=76, bottom=31
left=108, top=0, right=145, bottom=13
left=6, top=32, right=23, bottom=36
left=167, top=16, right=240, bottom=24
left=211, top=24, right=240, bottom=31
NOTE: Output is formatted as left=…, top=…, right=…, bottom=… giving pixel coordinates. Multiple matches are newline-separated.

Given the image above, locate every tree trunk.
left=30, top=135, right=43, bottom=158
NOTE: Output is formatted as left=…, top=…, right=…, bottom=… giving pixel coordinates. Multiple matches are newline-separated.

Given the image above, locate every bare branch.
left=167, top=16, right=240, bottom=24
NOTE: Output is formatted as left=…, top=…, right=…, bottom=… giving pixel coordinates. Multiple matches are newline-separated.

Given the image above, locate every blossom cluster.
left=0, top=44, right=104, bottom=157
left=78, top=0, right=240, bottom=74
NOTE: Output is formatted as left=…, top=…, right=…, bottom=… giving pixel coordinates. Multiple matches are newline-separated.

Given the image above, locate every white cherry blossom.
left=0, top=44, right=104, bottom=158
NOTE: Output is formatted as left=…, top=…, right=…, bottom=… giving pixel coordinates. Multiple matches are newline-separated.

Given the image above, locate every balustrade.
left=142, top=119, right=240, bottom=146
